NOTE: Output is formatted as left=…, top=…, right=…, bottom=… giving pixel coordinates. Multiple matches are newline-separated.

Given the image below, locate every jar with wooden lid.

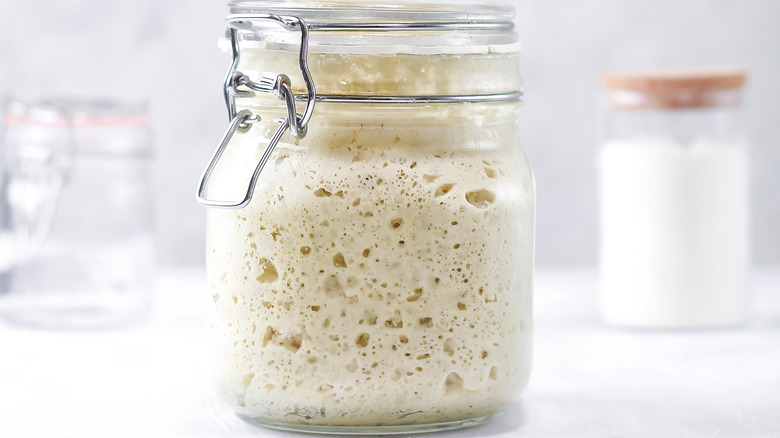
left=599, top=70, right=749, bottom=328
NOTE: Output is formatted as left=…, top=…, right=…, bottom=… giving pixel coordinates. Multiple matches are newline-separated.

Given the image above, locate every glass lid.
left=228, top=1, right=515, bottom=27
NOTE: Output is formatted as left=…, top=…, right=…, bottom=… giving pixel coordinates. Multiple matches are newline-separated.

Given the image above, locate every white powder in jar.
left=598, top=137, right=749, bottom=328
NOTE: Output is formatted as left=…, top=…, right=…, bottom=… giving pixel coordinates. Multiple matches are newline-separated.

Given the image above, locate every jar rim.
left=3, top=98, right=148, bottom=128
left=228, top=1, right=515, bottom=26
left=2, top=97, right=152, bottom=157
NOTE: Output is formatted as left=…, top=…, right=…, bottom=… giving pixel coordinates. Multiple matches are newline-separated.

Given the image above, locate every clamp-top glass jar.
left=197, top=1, right=534, bottom=434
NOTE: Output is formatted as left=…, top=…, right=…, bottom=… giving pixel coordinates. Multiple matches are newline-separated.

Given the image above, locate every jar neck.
left=605, top=88, right=743, bottom=110
left=604, top=105, right=745, bottom=145
left=231, top=47, right=522, bottom=98
left=241, top=100, right=521, bottom=152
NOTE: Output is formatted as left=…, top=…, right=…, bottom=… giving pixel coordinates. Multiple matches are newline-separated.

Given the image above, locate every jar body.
left=598, top=85, right=749, bottom=328
left=207, top=101, right=534, bottom=432
left=204, top=4, right=533, bottom=432
left=205, top=68, right=535, bottom=437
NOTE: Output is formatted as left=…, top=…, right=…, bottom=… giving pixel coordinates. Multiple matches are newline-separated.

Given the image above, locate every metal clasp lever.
left=196, top=109, right=287, bottom=209
left=197, top=14, right=316, bottom=209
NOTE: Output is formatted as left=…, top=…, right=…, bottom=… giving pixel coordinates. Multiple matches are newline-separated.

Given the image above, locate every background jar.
left=598, top=70, right=749, bottom=328
left=199, top=1, right=534, bottom=434
left=0, top=98, right=155, bottom=328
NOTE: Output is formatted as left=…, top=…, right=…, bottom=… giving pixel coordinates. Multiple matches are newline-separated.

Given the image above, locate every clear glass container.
left=0, top=98, right=155, bottom=329
left=598, top=70, right=749, bottom=328
left=199, top=1, right=534, bottom=434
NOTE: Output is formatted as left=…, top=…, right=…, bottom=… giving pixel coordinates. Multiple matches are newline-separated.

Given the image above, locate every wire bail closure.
left=197, top=13, right=524, bottom=209
left=197, top=14, right=316, bottom=209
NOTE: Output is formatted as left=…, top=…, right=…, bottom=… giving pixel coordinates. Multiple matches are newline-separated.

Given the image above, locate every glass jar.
left=198, top=1, right=534, bottom=434
left=0, top=98, right=155, bottom=328
left=598, top=70, right=749, bottom=328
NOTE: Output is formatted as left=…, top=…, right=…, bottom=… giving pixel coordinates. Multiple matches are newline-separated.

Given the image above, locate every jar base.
left=236, top=412, right=493, bottom=435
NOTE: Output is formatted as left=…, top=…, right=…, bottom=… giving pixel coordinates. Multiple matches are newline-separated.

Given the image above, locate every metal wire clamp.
left=197, top=14, right=524, bottom=209
left=198, top=14, right=315, bottom=209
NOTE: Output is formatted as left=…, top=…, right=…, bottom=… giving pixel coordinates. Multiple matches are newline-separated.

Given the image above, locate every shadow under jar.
left=197, top=1, right=534, bottom=434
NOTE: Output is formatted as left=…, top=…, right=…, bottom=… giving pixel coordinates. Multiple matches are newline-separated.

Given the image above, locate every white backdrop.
left=1, top=0, right=778, bottom=267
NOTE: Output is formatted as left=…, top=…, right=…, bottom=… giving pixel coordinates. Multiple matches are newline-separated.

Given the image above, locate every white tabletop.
left=1, top=268, right=779, bottom=438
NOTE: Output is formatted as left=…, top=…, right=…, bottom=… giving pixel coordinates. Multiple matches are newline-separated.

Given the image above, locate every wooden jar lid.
left=602, top=70, right=747, bottom=109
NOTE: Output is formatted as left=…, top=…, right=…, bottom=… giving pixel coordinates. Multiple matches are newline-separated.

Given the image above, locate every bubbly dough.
left=206, top=48, right=533, bottom=427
